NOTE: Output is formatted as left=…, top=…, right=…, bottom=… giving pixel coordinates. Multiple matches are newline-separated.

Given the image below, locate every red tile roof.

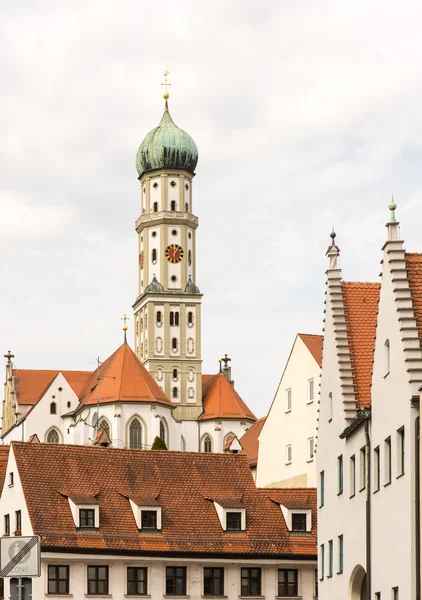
left=406, top=253, right=422, bottom=338
left=342, top=282, right=380, bottom=409
left=0, top=446, right=9, bottom=494
left=201, top=374, right=256, bottom=422
left=264, top=488, right=316, bottom=516
left=12, top=442, right=316, bottom=558
left=298, top=334, right=323, bottom=367
left=13, top=370, right=91, bottom=406
left=239, top=418, right=266, bottom=468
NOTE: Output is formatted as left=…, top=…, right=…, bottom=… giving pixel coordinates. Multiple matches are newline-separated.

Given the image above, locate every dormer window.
left=213, top=502, right=246, bottom=531
left=279, top=504, right=312, bottom=533
left=141, top=510, right=157, bottom=530
left=67, top=497, right=100, bottom=529
left=291, top=513, right=307, bottom=532
left=79, top=508, right=95, bottom=528
left=226, top=512, right=242, bottom=531
left=129, top=501, right=162, bottom=531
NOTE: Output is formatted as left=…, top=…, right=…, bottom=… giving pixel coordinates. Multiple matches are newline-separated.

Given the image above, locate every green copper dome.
left=136, top=102, right=198, bottom=178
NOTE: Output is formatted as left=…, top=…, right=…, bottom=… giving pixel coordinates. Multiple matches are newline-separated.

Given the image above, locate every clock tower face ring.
left=165, top=244, right=184, bottom=264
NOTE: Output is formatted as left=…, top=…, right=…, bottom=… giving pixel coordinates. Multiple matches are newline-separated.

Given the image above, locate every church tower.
left=133, top=80, right=203, bottom=420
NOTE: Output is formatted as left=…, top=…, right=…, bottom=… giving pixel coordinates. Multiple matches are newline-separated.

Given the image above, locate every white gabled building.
left=317, top=205, right=422, bottom=600
left=256, top=334, right=322, bottom=489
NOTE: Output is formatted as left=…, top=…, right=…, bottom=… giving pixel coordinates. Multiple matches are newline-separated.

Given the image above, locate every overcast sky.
left=2, top=1, right=422, bottom=418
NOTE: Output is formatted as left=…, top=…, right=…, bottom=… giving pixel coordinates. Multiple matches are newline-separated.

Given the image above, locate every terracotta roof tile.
left=201, top=374, right=256, bottom=422
left=13, top=370, right=91, bottom=406
left=342, top=282, right=380, bottom=409
left=12, top=442, right=316, bottom=558
left=406, top=253, right=422, bottom=339
left=238, top=418, right=266, bottom=468
left=298, top=334, right=323, bottom=367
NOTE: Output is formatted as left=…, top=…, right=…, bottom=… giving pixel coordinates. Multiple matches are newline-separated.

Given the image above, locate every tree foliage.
left=151, top=436, right=167, bottom=450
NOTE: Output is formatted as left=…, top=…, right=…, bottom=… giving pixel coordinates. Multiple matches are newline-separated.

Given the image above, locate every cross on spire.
left=161, top=70, right=171, bottom=100
left=121, top=314, right=129, bottom=343
left=4, top=350, right=14, bottom=365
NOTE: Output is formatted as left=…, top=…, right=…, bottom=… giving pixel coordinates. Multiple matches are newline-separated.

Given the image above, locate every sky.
left=2, top=0, right=422, bottom=418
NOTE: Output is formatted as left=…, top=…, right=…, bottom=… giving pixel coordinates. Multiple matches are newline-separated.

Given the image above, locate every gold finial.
left=161, top=70, right=171, bottom=100
left=121, top=314, right=129, bottom=343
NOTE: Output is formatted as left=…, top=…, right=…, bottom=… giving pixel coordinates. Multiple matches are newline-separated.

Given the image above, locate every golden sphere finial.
left=161, top=70, right=171, bottom=101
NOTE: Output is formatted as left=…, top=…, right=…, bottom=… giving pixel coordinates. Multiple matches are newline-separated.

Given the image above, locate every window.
left=171, top=387, right=178, bottom=399
left=328, top=540, right=333, bottom=577
left=141, top=511, right=157, bottom=530
left=397, top=427, right=405, bottom=476
left=307, top=437, right=314, bottom=461
left=286, top=388, right=292, bottom=412
left=374, top=446, right=380, bottom=492
left=320, top=544, right=324, bottom=580
left=393, top=587, right=399, bottom=600
left=328, top=392, right=333, bottom=421
left=98, top=419, right=110, bottom=436
left=278, top=569, right=298, bottom=597
left=350, top=455, right=356, bottom=497
left=153, top=202, right=158, bottom=212
left=50, top=402, right=57, bottom=414
left=171, top=200, right=176, bottom=211
left=385, top=437, right=392, bottom=484
left=385, top=339, right=390, bottom=375
left=241, top=568, right=261, bottom=596
left=79, top=509, right=95, bottom=528
left=166, top=566, right=186, bottom=595
left=170, top=311, right=174, bottom=326
left=129, top=418, right=142, bottom=449
left=152, top=248, right=157, bottom=263
left=4, top=515, right=9, bottom=535
left=338, top=534, right=343, bottom=574
left=307, top=378, right=314, bottom=403
left=8, top=473, right=13, bottom=487
left=187, top=311, right=193, bottom=325
left=188, top=250, right=192, bottom=265
left=159, top=420, right=166, bottom=444
left=291, top=513, right=307, bottom=532
left=204, top=436, right=212, bottom=453
left=320, top=471, right=325, bottom=507
left=15, top=511, right=21, bottom=534
left=226, top=512, right=242, bottom=531
left=285, top=444, right=292, bottom=464
left=172, top=369, right=178, bottom=380
left=360, top=447, right=366, bottom=490
left=87, top=566, right=109, bottom=595
left=204, top=567, right=224, bottom=596
left=127, top=567, right=147, bottom=595
left=375, top=593, right=381, bottom=600
left=172, top=337, right=177, bottom=351
left=47, top=428, right=60, bottom=444
left=156, top=311, right=162, bottom=324
left=175, top=312, right=180, bottom=326
left=48, top=565, right=69, bottom=595
left=0, top=578, right=3, bottom=599
left=338, top=455, right=343, bottom=494
left=315, top=569, right=318, bottom=599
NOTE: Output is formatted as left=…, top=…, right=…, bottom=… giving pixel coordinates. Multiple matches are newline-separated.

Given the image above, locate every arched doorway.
left=348, top=565, right=367, bottom=600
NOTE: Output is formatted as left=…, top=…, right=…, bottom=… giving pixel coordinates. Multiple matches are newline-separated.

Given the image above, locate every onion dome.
left=144, top=276, right=164, bottom=294
left=184, top=277, right=200, bottom=294
left=136, top=102, right=198, bottom=178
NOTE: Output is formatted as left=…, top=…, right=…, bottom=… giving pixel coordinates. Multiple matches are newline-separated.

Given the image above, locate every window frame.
left=226, top=512, right=242, bottom=531
left=350, top=454, right=356, bottom=497
left=320, top=544, right=324, bottom=581
left=203, top=567, right=224, bottom=597
left=374, top=446, right=380, bottom=492
left=129, top=418, right=142, bottom=450
left=359, top=447, right=366, bottom=491
left=338, top=534, right=343, bottom=574
left=397, top=426, right=405, bottom=477
left=385, top=436, right=392, bottom=485
left=338, top=454, right=343, bottom=495
left=328, top=539, right=333, bottom=578
left=285, top=444, right=292, bottom=465
left=320, top=471, right=325, bottom=507
left=79, top=508, right=95, bottom=528
left=87, top=565, right=109, bottom=596
left=48, top=565, right=70, bottom=595
left=127, top=566, right=148, bottom=596
left=15, top=510, right=21, bottom=534
left=307, top=437, right=314, bottom=461
left=291, top=513, right=307, bottom=532
left=141, top=510, right=158, bottom=530
left=285, top=388, right=292, bottom=412
left=278, top=568, right=298, bottom=597
left=4, top=514, right=9, bottom=536
left=240, top=567, right=261, bottom=597
left=307, top=378, right=314, bottom=403
left=166, top=566, right=187, bottom=596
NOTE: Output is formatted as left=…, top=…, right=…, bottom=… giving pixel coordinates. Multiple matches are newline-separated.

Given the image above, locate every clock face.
left=165, top=244, right=184, bottom=263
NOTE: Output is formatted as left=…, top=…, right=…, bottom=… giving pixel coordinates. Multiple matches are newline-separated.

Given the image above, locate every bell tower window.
left=188, top=250, right=192, bottom=266
left=185, top=202, right=189, bottom=212
left=171, top=200, right=176, bottom=211
left=172, top=387, right=178, bottom=399
left=156, top=311, right=162, bottom=324
left=187, top=311, right=194, bottom=325
left=152, top=249, right=157, bottom=263
left=170, top=312, right=174, bottom=326
left=153, top=202, right=158, bottom=212
left=172, top=338, right=178, bottom=351
left=172, top=369, right=178, bottom=380
left=175, top=312, right=179, bottom=326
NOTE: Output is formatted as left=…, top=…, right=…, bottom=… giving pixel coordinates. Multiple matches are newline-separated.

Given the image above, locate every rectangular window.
left=4, top=515, right=9, bottom=536
left=15, top=510, right=21, bottom=534
left=338, top=535, right=343, bottom=574
left=374, top=446, right=380, bottom=492
left=338, top=455, right=343, bottom=494
left=320, top=471, right=325, bottom=507
left=307, top=378, right=314, bottom=403
left=350, top=455, right=356, bottom=497
left=315, top=569, right=318, bottom=598
left=278, top=569, right=298, bottom=597
left=292, top=513, right=307, bottom=532
left=79, top=508, right=95, bottom=528
left=393, top=587, right=399, bottom=600
left=8, top=473, right=13, bottom=487
left=286, top=388, right=292, bottom=412
left=127, top=566, right=147, bottom=595
left=87, top=565, right=109, bottom=595
left=320, top=544, right=324, bottom=580
left=226, top=512, right=242, bottom=531
left=0, top=578, right=3, bottom=599
left=360, top=447, right=366, bottom=490
left=204, top=567, right=224, bottom=596
left=307, top=437, right=315, bottom=461
left=397, top=427, right=405, bottom=477
left=48, top=565, right=70, bottom=595
left=141, top=510, right=157, bottom=529
left=166, top=566, right=187, bottom=595
left=385, top=437, right=392, bottom=484
left=328, top=540, right=333, bottom=577
left=241, top=568, right=261, bottom=596
left=285, top=444, right=292, bottom=465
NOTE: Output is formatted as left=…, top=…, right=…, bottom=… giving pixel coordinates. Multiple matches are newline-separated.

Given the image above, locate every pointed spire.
left=326, top=229, right=340, bottom=270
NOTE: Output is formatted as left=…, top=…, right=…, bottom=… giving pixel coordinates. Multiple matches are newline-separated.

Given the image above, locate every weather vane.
left=161, top=70, right=171, bottom=100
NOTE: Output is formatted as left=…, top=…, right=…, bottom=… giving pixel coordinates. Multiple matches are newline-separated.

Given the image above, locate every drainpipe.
left=365, top=418, right=371, bottom=600
left=415, top=417, right=420, bottom=600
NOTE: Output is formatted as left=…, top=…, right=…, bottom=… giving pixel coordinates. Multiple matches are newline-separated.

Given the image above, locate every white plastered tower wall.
left=370, top=214, right=422, bottom=599
left=317, top=235, right=368, bottom=600
left=256, top=335, right=320, bottom=489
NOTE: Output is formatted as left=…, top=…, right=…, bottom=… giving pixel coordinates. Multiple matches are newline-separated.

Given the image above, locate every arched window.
left=171, top=200, right=176, bottom=211
left=188, top=250, right=192, bottom=266
left=47, top=428, right=60, bottom=444
left=172, top=369, right=178, bottom=380
left=152, top=249, right=157, bottom=263
left=174, top=312, right=179, bottom=326
left=204, top=435, right=212, bottom=453
left=98, top=419, right=110, bottom=437
left=156, top=311, right=162, bottom=324
left=129, top=418, right=142, bottom=449
left=172, top=338, right=177, bottom=351
left=385, top=339, right=390, bottom=375
left=153, top=202, right=158, bottom=212
left=170, top=311, right=174, bottom=326
left=187, top=311, right=193, bottom=325
left=50, top=402, right=57, bottom=415
left=172, top=387, right=178, bottom=398
left=160, top=419, right=167, bottom=444
left=185, top=202, right=189, bottom=212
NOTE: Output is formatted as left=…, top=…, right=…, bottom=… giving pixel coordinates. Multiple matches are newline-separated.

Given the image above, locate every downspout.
left=415, top=416, right=420, bottom=600
left=364, top=418, right=371, bottom=600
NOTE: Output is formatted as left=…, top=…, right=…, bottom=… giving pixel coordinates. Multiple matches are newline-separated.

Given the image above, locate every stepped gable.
left=78, top=343, right=173, bottom=408
left=298, top=334, right=323, bottom=367
left=342, top=282, right=380, bottom=409
left=405, top=253, right=422, bottom=339
left=239, top=417, right=266, bottom=468
left=201, top=373, right=256, bottom=422
left=12, top=442, right=316, bottom=558
left=13, top=369, right=91, bottom=407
